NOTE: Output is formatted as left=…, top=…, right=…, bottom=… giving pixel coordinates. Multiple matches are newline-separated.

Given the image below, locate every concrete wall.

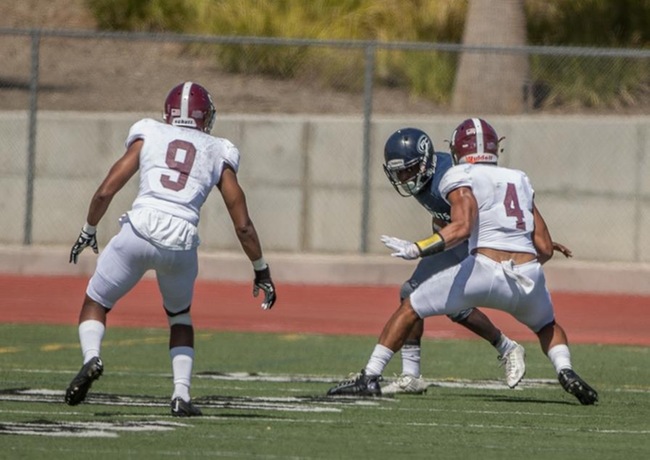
left=2, top=111, right=649, bottom=265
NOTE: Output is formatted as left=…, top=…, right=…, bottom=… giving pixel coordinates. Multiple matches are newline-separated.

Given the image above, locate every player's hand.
left=253, top=265, right=277, bottom=310
left=380, top=235, right=421, bottom=260
left=69, top=227, right=99, bottom=264
left=552, top=241, right=573, bottom=258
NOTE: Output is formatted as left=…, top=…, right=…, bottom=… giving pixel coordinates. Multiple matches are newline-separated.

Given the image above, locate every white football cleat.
left=381, top=374, right=428, bottom=395
left=499, top=342, right=526, bottom=388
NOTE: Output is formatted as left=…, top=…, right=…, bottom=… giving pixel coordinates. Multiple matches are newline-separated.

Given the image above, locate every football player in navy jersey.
left=379, top=128, right=526, bottom=394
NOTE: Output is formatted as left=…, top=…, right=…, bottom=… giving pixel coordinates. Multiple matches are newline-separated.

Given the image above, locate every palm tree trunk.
left=451, top=0, right=529, bottom=114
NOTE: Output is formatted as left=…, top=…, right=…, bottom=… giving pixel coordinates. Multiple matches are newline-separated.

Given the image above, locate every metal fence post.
left=24, top=29, right=40, bottom=245
left=360, top=42, right=375, bottom=253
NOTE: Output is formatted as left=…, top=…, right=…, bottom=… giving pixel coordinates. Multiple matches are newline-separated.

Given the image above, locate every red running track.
left=1, top=275, right=648, bottom=346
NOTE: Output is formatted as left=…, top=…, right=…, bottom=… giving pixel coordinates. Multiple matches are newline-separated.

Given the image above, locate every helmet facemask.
left=383, top=148, right=435, bottom=197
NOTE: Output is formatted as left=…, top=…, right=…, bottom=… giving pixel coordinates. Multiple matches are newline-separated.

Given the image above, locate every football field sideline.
left=1, top=274, right=649, bottom=345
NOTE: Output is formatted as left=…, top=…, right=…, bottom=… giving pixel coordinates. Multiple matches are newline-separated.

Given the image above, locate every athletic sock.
left=78, top=319, right=105, bottom=364
left=171, top=346, right=194, bottom=401
left=401, top=344, right=421, bottom=377
left=547, top=344, right=572, bottom=374
left=365, top=344, right=394, bottom=377
left=494, top=333, right=516, bottom=356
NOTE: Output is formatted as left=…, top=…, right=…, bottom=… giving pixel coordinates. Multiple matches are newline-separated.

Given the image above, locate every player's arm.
left=417, top=186, right=476, bottom=256
left=431, top=216, right=447, bottom=232
left=532, top=202, right=554, bottom=265
left=218, top=165, right=263, bottom=261
left=69, top=140, right=141, bottom=264
left=86, top=139, right=142, bottom=226
left=380, top=187, right=476, bottom=259
left=436, top=186, right=476, bottom=250
left=218, top=165, right=276, bottom=310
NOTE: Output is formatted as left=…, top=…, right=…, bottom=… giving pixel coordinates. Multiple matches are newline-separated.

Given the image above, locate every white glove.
left=380, top=235, right=421, bottom=260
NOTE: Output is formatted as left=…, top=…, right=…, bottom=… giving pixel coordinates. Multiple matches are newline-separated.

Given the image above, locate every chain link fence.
left=1, top=28, right=649, bottom=262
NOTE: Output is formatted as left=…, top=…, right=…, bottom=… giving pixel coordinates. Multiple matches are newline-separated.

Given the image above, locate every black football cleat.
left=558, top=369, right=598, bottom=405
left=327, top=369, right=382, bottom=397
left=65, top=356, right=104, bottom=406
left=171, top=397, right=203, bottom=417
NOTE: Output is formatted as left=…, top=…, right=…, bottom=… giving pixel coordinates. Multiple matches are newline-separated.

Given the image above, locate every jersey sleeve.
left=439, top=164, right=473, bottom=204
left=124, top=118, right=156, bottom=148
left=221, top=139, right=241, bottom=174
left=209, top=138, right=241, bottom=186
left=522, top=171, right=535, bottom=197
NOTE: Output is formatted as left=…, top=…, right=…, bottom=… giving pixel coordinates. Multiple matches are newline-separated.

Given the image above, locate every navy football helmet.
left=383, top=128, right=436, bottom=197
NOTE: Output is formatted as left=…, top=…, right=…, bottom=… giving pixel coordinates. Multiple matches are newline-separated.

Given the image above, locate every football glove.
left=253, top=266, right=277, bottom=310
left=380, top=235, right=420, bottom=260
left=69, top=227, right=99, bottom=264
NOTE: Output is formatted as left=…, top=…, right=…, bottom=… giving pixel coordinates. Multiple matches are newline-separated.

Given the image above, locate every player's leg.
left=509, top=261, right=598, bottom=405
left=66, top=223, right=148, bottom=405
left=157, top=247, right=202, bottom=416
left=535, top=320, right=598, bottom=405
left=168, top=321, right=201, bottom=416
left=327, top=298, right=421, bottom=396
left=328, top=255, right=486, bottom=397
left=450, top=308, right=526, bottom=388
left=385, top=252, right=460, bottom=392
left=382, top=275, right=428, bottom=394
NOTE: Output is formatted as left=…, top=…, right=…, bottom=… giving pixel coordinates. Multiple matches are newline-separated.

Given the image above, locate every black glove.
left=253, top=265, right=276, bottom=310
left=69, top=227, right=99, bottom=264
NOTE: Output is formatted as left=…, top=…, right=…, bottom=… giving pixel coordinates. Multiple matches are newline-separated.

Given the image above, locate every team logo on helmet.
left=417, top=134, right=431, bottom=154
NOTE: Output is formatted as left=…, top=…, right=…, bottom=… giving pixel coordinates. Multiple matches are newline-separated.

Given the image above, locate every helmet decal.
left=471, top=118, right=484, bottom=153
left=450, top=118, right=500, bottom=165
left=163, top=81, right=216, bottom=133
left=417, top=134, right=431, bottom=154
left=180, top=82, right=193, bottom=121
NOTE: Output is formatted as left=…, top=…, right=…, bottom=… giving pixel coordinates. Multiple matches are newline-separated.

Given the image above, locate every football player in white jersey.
left=380, top=128, right=527, bottom=394
left=66, top=81, right=277, bottom=416
left=328, top=118, right=598, bottom=405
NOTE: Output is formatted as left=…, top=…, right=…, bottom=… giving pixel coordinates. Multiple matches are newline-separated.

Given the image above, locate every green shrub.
left=189, top=0, right=464, bottom=101
left=87, top=0, right=648, bottom=109
left=86, top=0, right=197, bottom=32
left=526, top=0, right=649, bottom=47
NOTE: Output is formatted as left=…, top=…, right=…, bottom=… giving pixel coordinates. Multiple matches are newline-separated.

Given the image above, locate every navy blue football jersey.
left=413, top=151, right=453, bottom=223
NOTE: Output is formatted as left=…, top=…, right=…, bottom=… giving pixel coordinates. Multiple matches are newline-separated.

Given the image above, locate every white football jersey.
left=440, top=164, right=536, bottom=255
left=124, top=118, right=240, bottom=250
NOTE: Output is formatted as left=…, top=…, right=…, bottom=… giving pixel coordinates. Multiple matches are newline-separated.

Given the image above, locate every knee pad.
left=447, top=308, right=473, bottom=323
left=400, top=279, right=420, bottom=301
left=166, top=305, right=192, bottom=326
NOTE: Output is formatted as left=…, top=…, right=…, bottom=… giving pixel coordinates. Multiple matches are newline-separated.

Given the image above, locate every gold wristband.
left=415, top=232, right=445, bottom=257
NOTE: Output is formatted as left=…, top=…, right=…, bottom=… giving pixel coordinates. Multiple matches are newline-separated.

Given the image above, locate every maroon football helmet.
left=163, top=82, right=216, bottom=133
left=450, top=118, right=501, bottom=165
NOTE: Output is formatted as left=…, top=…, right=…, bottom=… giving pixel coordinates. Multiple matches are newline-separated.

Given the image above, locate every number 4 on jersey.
left=504, top=182, right=525, bottom=230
